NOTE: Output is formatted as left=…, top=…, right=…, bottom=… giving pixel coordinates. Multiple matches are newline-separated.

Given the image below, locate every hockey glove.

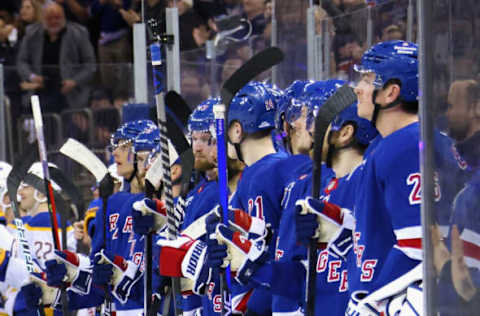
left=206, top=206, right=269, bottom=238
left=45, top=250, right=92, bottom=294
left=157, top=235, right=215, bottom=295
left=132, top=198, right=167, bottom=234
left=92, top=253, right=113, bottom=286
left=215, top=224, right=270, bottom=285
left=95, top=250, right=142, bottom=304
left=18, top=283, right=42, bottom=310
left=295, top=197, right=354, bottom=258
left=29, top=273, right=62, bottom=307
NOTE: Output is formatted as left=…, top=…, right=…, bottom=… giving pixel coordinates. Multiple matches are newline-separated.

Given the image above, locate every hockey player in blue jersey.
left=133, top=98, right=246, bottom=316
left=275, top=79, right=378, bottom=316
left=221, top=80, right=297, bottom=315
left=91, top=121, right=161, bottom=315
left=317, top=40, right=422, bottom=314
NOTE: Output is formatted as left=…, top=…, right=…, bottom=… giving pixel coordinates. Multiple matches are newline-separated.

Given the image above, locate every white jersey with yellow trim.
left=23, top=212, right=76, bottom=269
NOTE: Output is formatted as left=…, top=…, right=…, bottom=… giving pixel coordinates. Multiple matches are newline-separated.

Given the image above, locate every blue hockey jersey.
left=350, top=122, right=422, bottom=293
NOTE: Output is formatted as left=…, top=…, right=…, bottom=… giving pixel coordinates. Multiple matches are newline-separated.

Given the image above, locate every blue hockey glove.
left=45, top=259, right=66, bottom=287
left=46, top=250, right=93, bottom=294
left=95, top=250, right=142, bottom=304
left=215, top=224, right=270, bottom=285
left=93, top=252, right=113, bottom=286
left=132, top=198, right=167, bottom=234
left=295, top=197, right=354, bottom=250
left=29, top=273, right=62, bottom=307
left=19, top=283, right=42, bottom=310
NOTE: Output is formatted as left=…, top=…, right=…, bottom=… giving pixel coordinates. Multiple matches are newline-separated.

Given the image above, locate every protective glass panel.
left=424, top=1, right=480, bottom=315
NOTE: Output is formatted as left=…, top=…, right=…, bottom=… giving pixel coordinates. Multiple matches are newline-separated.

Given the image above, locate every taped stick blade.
left=59, top=138, right=108, bottom=183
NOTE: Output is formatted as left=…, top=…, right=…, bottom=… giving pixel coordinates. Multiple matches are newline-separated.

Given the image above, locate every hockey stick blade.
left=220, top=47, right=284, bottom=109
left=312, top=84, right=357, bottom=197
left=306, top=84, right=356, bottom=316
left=165, top=90, right=192, bottom=127
left=60, top=138, right=108, bottom=183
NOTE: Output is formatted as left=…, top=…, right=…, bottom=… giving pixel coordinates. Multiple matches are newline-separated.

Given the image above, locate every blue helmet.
left=133, top=125, right=160, bottom=153
left=111, top=119, right=156, bottom=148
left=274, top=80, right=311, bottom=130
left=228, top=81, right=276, bottom=134
left=188, top=98, right=219, bottom=138
left=331, top=103, right=379, bottom=145
left=354, top=40, right=418, bottom=102
left=286, top=79, right=346, bottom=130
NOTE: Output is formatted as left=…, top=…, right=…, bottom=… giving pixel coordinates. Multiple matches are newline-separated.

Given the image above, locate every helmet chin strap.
left=126, top=152, right=138, bottom=183
left=371, top=89, right=401, bottom=127
left=31, top=189, right=47, bottom=214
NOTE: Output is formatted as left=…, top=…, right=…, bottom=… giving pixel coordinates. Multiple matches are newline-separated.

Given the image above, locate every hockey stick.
left=216, top=46, right=284, bottom=315
left=31, top=96, right=70, bottom=316
left=165, top=90, right=192, bottom=129
left=59, top=138, right=108, bottom=184
left=31, top=95, right=62, bottom=251
left=306, top=84, right=357, bottom=316
left=58, top=138, right=113, bottom=315
left=150, top=39, right=181, bottom=316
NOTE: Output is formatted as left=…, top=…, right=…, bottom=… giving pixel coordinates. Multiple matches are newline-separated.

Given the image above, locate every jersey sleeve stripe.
left=394, top=245, right=422, bottom=260
left=396, top=238, right=422, bottom=249
left=394, top=227, right=423, bottom=240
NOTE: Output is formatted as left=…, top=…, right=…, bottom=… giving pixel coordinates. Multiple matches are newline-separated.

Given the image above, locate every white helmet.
left=0, top=162, right=12, bottom=209
left=19, top=162, right=62, bottom=212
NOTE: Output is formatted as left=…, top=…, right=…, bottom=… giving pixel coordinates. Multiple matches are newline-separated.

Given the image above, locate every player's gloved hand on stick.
left=92, top=252, right=114, bottom=286
left=95, top=249, right=142, bottom=304
left=45, top=249, right=92, bottom=294
left=132, top=197, right=168, bottom=234
left=29, top=273, right=62, bottom=306
left=19, top=282, right=42, bottom=310
left=215, top=223, right=270, bottom=285
left=207, top=205, right=269, bottom=238
left=295, top=197, right=354, bottom=258
left=157, top=235, right=215, bottom=295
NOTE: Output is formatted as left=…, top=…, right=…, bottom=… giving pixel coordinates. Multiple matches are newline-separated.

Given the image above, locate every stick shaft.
left=31, top=95, right=61, bottom=250
left=150, top=41, right=181, bottom=316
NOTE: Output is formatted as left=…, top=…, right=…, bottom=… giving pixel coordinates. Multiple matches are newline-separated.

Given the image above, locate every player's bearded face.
left=192, top=131, right=216, bottom=171
left=355, top=73, right=377, bottom=121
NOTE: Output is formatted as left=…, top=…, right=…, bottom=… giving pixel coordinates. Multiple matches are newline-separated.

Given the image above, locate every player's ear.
left=338, top=124, right=355, bottom=146
left=385, top=83, right=401, bottom=103
left=228, top=121, right=243, bottom=143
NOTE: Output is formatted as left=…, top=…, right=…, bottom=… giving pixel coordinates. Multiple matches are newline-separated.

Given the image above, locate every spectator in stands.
left=90, top=88, right=113, bottom=110
left=166, top=0, right=211, bottom=51
left=381, top=23, right=404, bottom=41
left=0, top=11, right=18, bottom=63
left=242, top=0, right=266, bottom=35
left=17, top=2, right=96, bottom=112
left=58, top=0, right=91, bottom=25
left=221, top=56, right=243, bottom=81
left=333, top=31, right=363, bottom=81
left=16, top=0, right=43, bottom=40
left=90, top=0, right=132, bottom=98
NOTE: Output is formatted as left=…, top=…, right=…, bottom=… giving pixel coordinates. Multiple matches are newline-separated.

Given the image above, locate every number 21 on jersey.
left=248, top=196, right=264, bottom=220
